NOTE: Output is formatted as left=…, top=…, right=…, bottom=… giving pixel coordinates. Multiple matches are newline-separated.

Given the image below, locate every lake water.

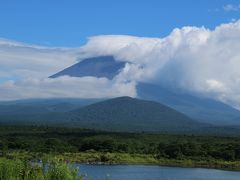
left=74, top=164, right=240, bottom=180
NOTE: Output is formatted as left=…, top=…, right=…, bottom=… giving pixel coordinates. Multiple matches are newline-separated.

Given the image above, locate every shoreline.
left=77, top=162, right=240, bottom=172
left=74, top=160, right=240, bottom=172
left=8, top=151, right=240, bottom=171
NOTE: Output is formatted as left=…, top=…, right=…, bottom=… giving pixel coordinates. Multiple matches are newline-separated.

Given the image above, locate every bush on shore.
left=0, top=158, right=84, bottom=180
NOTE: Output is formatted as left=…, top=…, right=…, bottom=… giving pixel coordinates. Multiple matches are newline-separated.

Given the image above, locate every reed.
left=0, top=158, right=85, bottom=180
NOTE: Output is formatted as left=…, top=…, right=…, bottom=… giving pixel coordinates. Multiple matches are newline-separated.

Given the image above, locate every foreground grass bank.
left=7, top=151, right=240, bottom=171
left=0, top=158, right=85, bottom=180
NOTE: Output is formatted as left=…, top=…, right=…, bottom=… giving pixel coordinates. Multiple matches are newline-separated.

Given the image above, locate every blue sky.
left=1, top=0, right=240, bottom=106
left=0, top=0, right=240, bottom=47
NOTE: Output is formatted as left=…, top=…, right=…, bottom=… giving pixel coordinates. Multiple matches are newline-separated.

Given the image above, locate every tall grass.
left=0, top=158, right=85, bottom=180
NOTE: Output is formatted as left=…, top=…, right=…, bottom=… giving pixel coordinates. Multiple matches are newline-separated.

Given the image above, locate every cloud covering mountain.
left=1, top=21, right=240, bottom=109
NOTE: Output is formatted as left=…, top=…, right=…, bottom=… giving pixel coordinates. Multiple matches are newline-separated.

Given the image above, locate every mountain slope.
left=0, top=98, right=102, bottom=125
left=1, top=97, right=240, bottom=135
left=63, top=96, right=204, bottom=132
left=49, top=55, right=240, bottom=126
left=50, top=56, right=125, bottom=79
left=137, top=83, right=240, bottom=125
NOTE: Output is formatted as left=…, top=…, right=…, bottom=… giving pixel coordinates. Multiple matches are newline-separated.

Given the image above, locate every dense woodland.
left=0, top=126, right=239, bottom=162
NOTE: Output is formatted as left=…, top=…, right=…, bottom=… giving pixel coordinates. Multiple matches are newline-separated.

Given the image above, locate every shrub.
left=0, top=158, right=84, bottom=180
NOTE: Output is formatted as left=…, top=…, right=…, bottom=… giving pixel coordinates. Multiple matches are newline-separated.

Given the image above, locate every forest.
left=0, top=125, right=239, bottom=171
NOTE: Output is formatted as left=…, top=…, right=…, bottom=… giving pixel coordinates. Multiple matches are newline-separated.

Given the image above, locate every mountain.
left=0, top=97, right=202, bottom=132
left=0, top=96, right=240, bottom=135
left=6, top=54, right=233, bottom=127
left=0, top=98, right=102, bottom=124
left=50, top=56, right=125, bottom=79
left=49, top=55, right=240, bottom=126
left=57, top=96, right=205, bottom=133
left=137, top=83, right=240, bottom=125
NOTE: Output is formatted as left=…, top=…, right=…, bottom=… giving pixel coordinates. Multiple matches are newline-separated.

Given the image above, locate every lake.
left=75, top=164, right=240, bottom=180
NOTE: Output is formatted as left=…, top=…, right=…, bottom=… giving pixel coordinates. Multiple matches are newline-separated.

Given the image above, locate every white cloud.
left=0, top=76, right=136, bottom=100
left=1, top=21, right=240, bottom=109
left=0, top=39, right=79, bottom=79
left=223, top=4, right=240, bottom=11
left=79, top=21, right=240, bottom=108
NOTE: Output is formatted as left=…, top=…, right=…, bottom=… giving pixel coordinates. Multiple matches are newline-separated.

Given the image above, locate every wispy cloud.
left=0, top=39, right=79, bottom=79
left=223, top=4, right=240, bottom=11
left=0, top=76, right=136, bottom=100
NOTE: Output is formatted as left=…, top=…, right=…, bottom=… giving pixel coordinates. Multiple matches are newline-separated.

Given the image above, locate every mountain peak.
left=50, top=56, right=126, bottom=79
left=109, top=96, right=135, bottom=101
left=67, top=96, right=199, bottom=132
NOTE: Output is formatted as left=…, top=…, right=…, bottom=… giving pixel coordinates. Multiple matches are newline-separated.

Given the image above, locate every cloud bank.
left=0, top=76, right=136, bottom=100
left=1, top=21, right=240, bottom=109
left=0, top=38, right=78, bottom=79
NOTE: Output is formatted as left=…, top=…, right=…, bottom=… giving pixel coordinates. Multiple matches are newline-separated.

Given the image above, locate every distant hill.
left=1, top=97, right=240, bottom=136
left=0, top=96, right=201, bottom=132
left=49, top=56, right=125, bottom=79
left=137, top=83, right=240, bottom=125
left=0, top=98, right=102, bottom=125
left=58, top=96, right=205, bottom=133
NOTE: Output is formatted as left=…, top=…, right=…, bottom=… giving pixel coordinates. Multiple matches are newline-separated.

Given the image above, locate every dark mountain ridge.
left=137, top=83, right=240, bottom=125
left=1, top=96, right=240, bottom=136
left=47, top=96, right=206, bottom=133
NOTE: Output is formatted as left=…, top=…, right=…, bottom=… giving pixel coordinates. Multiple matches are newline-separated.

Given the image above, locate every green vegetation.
left=0, top=126, right=239, bottom=171
left=0, top=96, right=199, bottom=134
left=67, top=96, right=197, bottom=133
left=1, top=97, right=240, bottom=136
left=0, top=158, right=85, bottom=180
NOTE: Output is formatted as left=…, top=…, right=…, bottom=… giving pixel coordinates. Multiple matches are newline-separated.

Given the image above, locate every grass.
left=5, top=151, right=240, bottom=171
left=0, top=152, right=239, bottom=180
left=55, top=152, right=240, bottom=171
left=0, top=158, right=85, bottom=180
